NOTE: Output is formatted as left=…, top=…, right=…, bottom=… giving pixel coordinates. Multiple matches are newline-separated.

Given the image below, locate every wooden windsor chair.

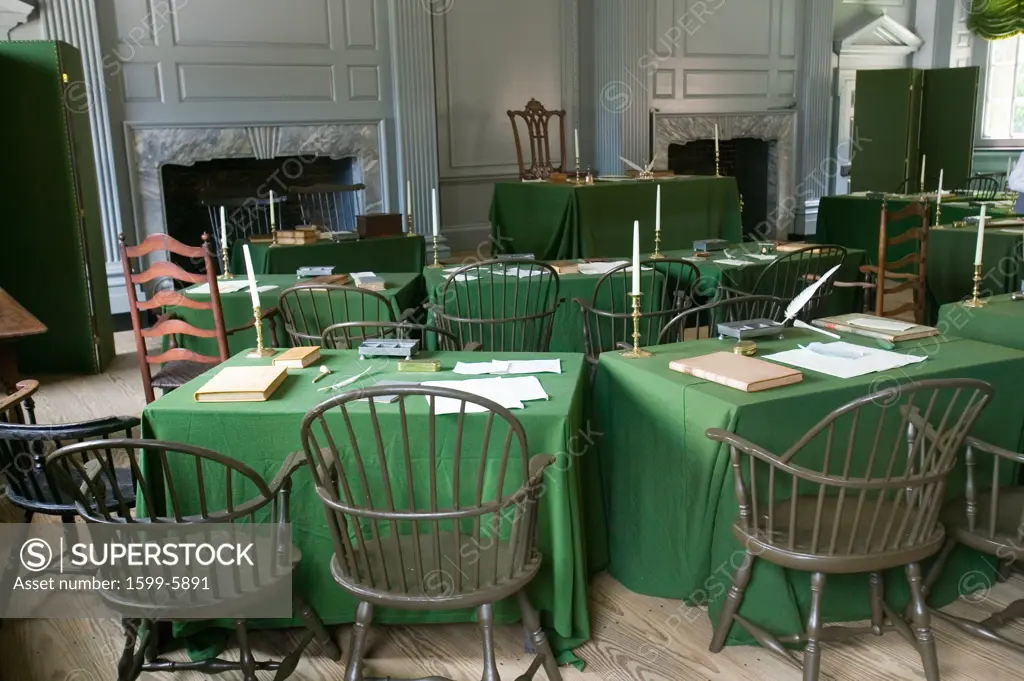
left=432, top=260, right=562, bottom=352
left=288, top=183, right=366, bottom=234
left=300, top=384, right=562, bottom=681
left=705, top=379, right=993, bottom=681
left=507, top=98, right=566, bottom=180
left=575, top=258, right=700, bottom=370
left=278, top=283, right=402, bottom=348
left=44, top=439, right=339, bottom=681
left=321, top=320, right=464, bottom=351
left=119, top=233, right=279, bottom=403
left=953, top=175, right=1000, bottom=201
left=732, top=245, right=847, bottom=322
left=658, top=294, right=787, bottom=344
left=917, top=435, right=1024, bottom=653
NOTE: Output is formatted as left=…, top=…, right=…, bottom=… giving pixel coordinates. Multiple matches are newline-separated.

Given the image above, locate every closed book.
left=353, top=274, right=385, bottom=291
left=669, top=351, right=802, bottom=393
left=550, top=260, right=580, bottom=274
left=273, top=346, right=320, bottom=368
left=194, top=365, right=288, bottom=402
left=812, top=314, right=939, bottom=343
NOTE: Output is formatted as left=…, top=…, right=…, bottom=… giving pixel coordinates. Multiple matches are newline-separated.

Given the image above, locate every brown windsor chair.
left=705, top=379, right=993, bottom=681
left=288, top=183, right=366, bottom=234
left=300, top=384, right=562, bottom=681
left=576, top=258, right=701, bottom=371
left=657, top=294, right=787, bottom=344
left=917, top=435, right=1024, bottom=653
left=732, top=245, right=847, bottom=322
left=119, top=233, right=279, bottom=403
left=432, top=260, right=562, bottom=352
left=507, top=98, right=566, bottom=181
left=44, top=439, right=339, bottom=681
left=321, top=320, right=462, bottom=351
left=278, top=283, right=400, bottom=348
left=953, top=175, right=1001, bottom=201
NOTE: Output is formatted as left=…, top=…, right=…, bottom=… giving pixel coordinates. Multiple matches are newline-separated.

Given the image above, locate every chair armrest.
left=268, top=450, right=309, bottom=495
left=227, top=306, right=279, bottom=335
left=706, top=428, right=787, bottom=464
left=463, top=342, right=483, bottom=352
left=396, top=305, right=420, bottom=325
left=0, top=380, right=39, bottom=415
left=964, top=436, right=1024, bottom=465
left=833, top=281, right=875, bottom=289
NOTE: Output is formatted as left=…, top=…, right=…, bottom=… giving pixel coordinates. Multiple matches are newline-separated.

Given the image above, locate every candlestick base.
left=620, top=292, right=652, bottom=358
left=961, top=297, right=987, bottom=308
left=217, top=273, right=235, bottom=280
left=246, top=347, right=277, bottom=358
left=426, top=262, right=445, bottom=269
left=620, top=348, right=653, bottom=358
left=649, top=252, right=665, bottom=259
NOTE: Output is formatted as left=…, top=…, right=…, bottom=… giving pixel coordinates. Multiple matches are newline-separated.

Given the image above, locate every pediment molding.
left=836, top=10, right=923, bottom=57
left=0, top=0, right=33, bottom=40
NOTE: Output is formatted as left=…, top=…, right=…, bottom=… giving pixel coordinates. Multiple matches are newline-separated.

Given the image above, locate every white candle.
left=714, top=124, right=720, bottom=156
left=219, top=206, right=227, bottom=248
left=574, top=128, right=580, bottom=164
left=920, top=155, right=926, bottom=190
left=431, top=187, right=439, bottom=237
left=936, top=169, right=944, bottom=207
left=269, top=189, right=276, bottom=228
left=975, top=205, right=987, bottom=266
left=1007, top=156, right=1013, bottom=191
left=242, top=244, right=260, bottom=309
left=406, top=180, right=412, bottom=216
left=631, top=220, right=641, bottom=295
left=655, top=184, right=661, bottom=233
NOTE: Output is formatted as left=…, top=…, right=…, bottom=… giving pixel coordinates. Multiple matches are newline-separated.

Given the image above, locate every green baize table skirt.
left=490, top=177, right=742, bottom=260
left=142, top=350, right=602, bottom=664
left=595, top=329, right=1024, bottom=646
left=231, top=235, right=425, bottom=276
left=937, top=294, right=1024, bottom=351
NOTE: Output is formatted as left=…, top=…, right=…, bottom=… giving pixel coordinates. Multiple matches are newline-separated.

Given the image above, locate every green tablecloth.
left=938, top=294, right=1024, bottom=350
left=142, top=350, right=602, bottom=664
left=490, top=177, right=742, bottom=260
left=231, top=235, right=425, bottom=275
left=594, top=329, right=1024, bottom=646
left=422, top=264, right=668, bottom=353
left=169, top=273, right=426, bottom=355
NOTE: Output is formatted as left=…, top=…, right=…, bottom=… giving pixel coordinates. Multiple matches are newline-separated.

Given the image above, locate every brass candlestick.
left=934, top=200, right=942, bottom=230
left=218, top=246, right=233, bottom=279
left=962, top=264, right=987, bottom=308
left=406, top=210, right=417, bottom=237
left=715, top=148, right=721, bottom=177
left=568, top=157, right=584, bottom=185
left=621, top=293, right=652, bottom=358
left=651, top=230, right=664, bottom=259
left=269, top=200, right=279, bottom=247
left=427, top=233, right=443, bottom=269
left=246, top=305, right=276, bottom=358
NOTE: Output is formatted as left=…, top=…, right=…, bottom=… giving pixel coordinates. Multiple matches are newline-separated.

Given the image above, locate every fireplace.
left=668, top=138, right=771, bottom=240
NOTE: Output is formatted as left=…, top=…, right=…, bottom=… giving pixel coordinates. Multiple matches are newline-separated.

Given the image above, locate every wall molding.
left=795, top=0, right=833, bottom=228
left=0, top=0, right=33, bottom=39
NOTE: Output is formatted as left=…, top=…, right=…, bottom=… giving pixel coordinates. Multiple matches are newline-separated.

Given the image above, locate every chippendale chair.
left=576, top=259, right=701, bottom=371
left=45, top=439, right=340, bottom=681
left=301, top=384, right=562, bottom=681
left=705, top=379, right=992, bottom=681
left=507, top=98, right=567, bottom=180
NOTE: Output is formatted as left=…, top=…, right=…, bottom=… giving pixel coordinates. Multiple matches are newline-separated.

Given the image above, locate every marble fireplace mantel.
left=127, top=122, right=383, bottom=243
left=652, top=111, right=797, bottom=238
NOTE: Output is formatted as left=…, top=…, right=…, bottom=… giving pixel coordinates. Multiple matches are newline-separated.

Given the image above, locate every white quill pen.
left=645, top=155, right=657, bottom=173
left=784, top=263, right=842, bottom=339
left=619, top=156, right=645, bottom=173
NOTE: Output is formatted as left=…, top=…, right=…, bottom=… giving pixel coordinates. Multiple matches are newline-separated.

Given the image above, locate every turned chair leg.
left=294, top=594, right=341, bottom=660
left=906, top=562, right=941, bottom=681
left=802, top=572, right=826, bottom=681
left=117, top=618, right=141, bottom=681
left=868, top=572, right=885, bottom=635
left=344, top=601, right=373, bottom=681
left=710, top=551, right=755, bottom=653
left=235, top=619, right=258, bottom=681
left=478, top=603, right=501, bottom=681
left=516, top=591, right=562, bottom=681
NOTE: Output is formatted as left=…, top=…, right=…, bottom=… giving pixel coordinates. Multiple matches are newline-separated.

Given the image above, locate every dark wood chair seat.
left=9, top=465, right=136, bottom=517
left=149, top=359, right=213, bottom=390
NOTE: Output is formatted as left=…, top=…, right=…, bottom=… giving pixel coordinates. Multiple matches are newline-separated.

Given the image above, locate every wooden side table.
left=0, top=288, right=47, bottom=392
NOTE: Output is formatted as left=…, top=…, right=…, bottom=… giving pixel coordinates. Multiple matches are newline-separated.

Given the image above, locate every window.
left=982, top=35, right=1024, bottom=139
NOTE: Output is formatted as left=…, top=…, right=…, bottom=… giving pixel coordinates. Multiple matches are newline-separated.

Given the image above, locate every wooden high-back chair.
left=119, top=233, right=229, bottom=404
left=859, top=200, right=930, bottom=324
left=507, top=98, right=566, bottom=180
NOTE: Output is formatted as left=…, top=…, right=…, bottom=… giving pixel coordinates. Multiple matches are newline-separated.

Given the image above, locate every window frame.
left=976, top=36, right=1024, bottom=149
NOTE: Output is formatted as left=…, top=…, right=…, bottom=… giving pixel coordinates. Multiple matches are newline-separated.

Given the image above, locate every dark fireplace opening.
left=161, top=156, right=358, bottom=272
left=668, top=138, right=770, bottom=240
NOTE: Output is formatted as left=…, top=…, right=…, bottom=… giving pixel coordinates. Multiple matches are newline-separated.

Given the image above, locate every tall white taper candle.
left=1007, top=156, right=1013, bottom=191
left=714, top=124, right=720, bottom=156
left=920, top=155, right=926, bottom=190
left=655, top=185, right=661, bottom=233
left=574, top=128, right=580, bottom=164
left=975, top=205, right=987, bottom=266
left=937, top=169, right=944, bottom=207
left=243, top=244, right=260, bottom=309
left=220, top=206, right=227, bottom=248
left=269, top=190, right=276, bottom=228
left=632, top=220, right=641, bottom=295
left=431, top=188, right=439, bottom=237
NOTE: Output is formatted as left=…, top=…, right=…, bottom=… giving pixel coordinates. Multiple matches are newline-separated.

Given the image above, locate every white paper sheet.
left=186, top=280, right=252, bottom=295
left=450, top=274, right=477, bottom=282
left=997, top=228, right=1024, bottom=234
left=351, top=271, right=376, bottom=279
left=453, top=359, right=561, bottom=376
left=503, top=267, right=544, bottom=278
left=578, top=261, right=629, bottom=276
left=421, top=376, right=549, bottom=414
left=847, top=317, right=917, bottom=333
left=744, top=253, right=778, bottom=261
left=713, top=259, right=752, bottom=267
left=765, top=342, right=927, bottom=379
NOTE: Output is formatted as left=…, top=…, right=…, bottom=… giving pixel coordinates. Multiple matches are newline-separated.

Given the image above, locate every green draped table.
left=231, top=235, right=425, bottom=275
left=490, top=177, right=742, bottom=260
left=594, top=329, right=1024, bottom=646
left=142, top=350, right=602, bottom=664
left=937, top=294, right=1024, bottom=350
left=170, top=273, right=425, bottom=356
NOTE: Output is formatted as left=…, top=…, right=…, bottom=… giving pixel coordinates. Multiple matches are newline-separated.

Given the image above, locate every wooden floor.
left=3, top=332, right=1023, bottom=680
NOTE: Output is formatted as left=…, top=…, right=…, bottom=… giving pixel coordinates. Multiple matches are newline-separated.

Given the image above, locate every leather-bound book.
left=194, top=366, right=288, bottom=402
left=669, top=351, right=802, bottom=393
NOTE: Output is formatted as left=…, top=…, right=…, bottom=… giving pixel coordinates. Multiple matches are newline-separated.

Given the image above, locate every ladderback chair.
left=705, top=379, right=992, bottom=681
left=918, top=436, right=1024, bottom=653
left=507, top=98, right=567, bottom=180
left=119, top=233, right=278, bottom=403
left=45, top=439, right=339, bottom=680
left=658, top=294, right=787, bottom=344
left=858, top=200, right=930, bottom=324
left=279, top=283, right=398, bottom=348
left=301, top=384, right=562, bottom=681
left=576, top=259, right=701, bottom=370
left=953, top=175, right=1000, bottom=201
left=433, top=260, right=561, bottom=352
left=321, top=320, right=462, bottom=351
left=739, top=245, right=847, bottom=322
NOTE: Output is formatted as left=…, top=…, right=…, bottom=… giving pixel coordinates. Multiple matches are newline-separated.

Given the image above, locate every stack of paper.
left=764, top=342, right=926, bottom=379
left=502, top=267, right=544, bottom=278
left=577, top=261, right=651, bottom=276
left=186, top=281, right=277, bottom=295
left=744, top=253, right=778, bottom=261
left=714, top=258, right=752, bottom=267
left=452, top=359, right=561, bottom=375
left=422, top=376, right=549, bottom=414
